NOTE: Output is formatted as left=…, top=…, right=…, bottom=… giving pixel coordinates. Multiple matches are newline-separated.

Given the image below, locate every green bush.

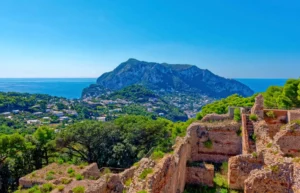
left=220, top=189, right=228, bottom=193
left=41, top=183, right=54, bottom=192
left=266, top=111, right=276, bottom=119
left=61, top=178, right=72, bottom=184
left=75, top=174, right=84, bottom=181
left=57, top=158, right=64, bottom=165
left=250, top=133, right=257, bottom=142
left=72, top=186, right=85, bottom=193
left=203, top=139, right=213, bottom=149
left=236, top=127, right=242, bottom=136
left=45, top=174, right=55, bottom=181
left=67, top=167, right=75, bottom=174
left=125, top=178, right=132, bottom=186
left=150, top=150, right=165, bottom=160
left=139, top=168, right=153, bottom=180
left=213, top=173, right=228, bottom=188
left=249, top=114, right=258, bottom=121
left=270, top=165, right=279, bottom=173
left=233, top=108, right=241, bottom=122
left=57, top=185, right=65, bottom=191
left=266, top=143, right=272, bottom=148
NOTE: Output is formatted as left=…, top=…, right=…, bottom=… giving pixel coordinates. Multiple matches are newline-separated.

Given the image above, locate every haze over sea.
left=0, top=78, right=288, bottom=99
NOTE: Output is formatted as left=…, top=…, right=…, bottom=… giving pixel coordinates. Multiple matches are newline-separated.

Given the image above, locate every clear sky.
left=0, top=0, right=299, bottom=78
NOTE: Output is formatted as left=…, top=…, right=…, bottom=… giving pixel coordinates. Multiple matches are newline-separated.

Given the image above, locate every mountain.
left=82, top=58, right=254, bottom=98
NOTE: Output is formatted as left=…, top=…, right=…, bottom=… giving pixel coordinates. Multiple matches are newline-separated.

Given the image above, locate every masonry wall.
left=186, top=164, right=214, bottom=187
left=228, top=154, right=263, bottom=190
left=190, top=121, right=242, bottom=163
left=288, top=110, right=300, bottom=123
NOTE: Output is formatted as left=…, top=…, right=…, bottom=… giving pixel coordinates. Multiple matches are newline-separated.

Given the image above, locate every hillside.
left=88, top=85, right=188, bottom=121
left=82, top=58, right=254, bottom=98
left=82, top=59, right=254, bottom=117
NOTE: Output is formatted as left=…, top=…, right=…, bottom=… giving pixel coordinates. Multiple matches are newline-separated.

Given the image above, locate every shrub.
left=27, top=185, right=39, bottom=193
left=41, top=183, right=54, bottom=192
left=252, top=152, right=258, bottom=158
left=234, top=108, right=241, bottom=122
left=220, top=189, right=228, bottom=193
left=47, top=171, right=55, bottom=175
left=72, top=186, right=85, bottom=193
left=45, top=174, right=55, bottom=181
left=61, top=178, right=72, bottom=184
left=101, top=168, right=111, bottom=175
left=150, top=150, right=165, bottom=160
left=250, top=133, right=257, bottom=142
left=57, top=158, right=64, bottom=165
left=266, top=111, right=276, bottom=119
left=266, top=143, right=272, bottom=148
left=139, top=168, right=153, bottom=180
left=203, top=139, right=213, bottom=149
left=31, top=171, right=37, bottom=178
left=236, top=127, right=242, bottom=136
left=69, top=172, right=75, bottom=178
left=270, top=165, right=279, bottom=173
left=125, top=178, right=132, bottom=186
left=67, top=167, right=75, bottom=174
left=57, top=185, right=65, bottom=191
left=249, top=114, right=258, bottom=121
left=213, top=173, right=228, bottom=188
left=221, top=162, right=228, bottom=174
left=75, top=174, right=84, bottom=181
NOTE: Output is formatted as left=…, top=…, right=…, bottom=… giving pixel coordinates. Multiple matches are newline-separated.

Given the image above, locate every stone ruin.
left=19, top=94, right=300, bottom=193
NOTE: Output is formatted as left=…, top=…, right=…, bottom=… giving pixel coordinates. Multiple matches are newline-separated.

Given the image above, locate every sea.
left=0, top=78, right=288, bottom=99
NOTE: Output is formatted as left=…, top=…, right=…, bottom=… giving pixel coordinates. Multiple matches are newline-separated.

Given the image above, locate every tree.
left=282, top=79, right=300, bottom=107
left=0, top=133, right=26, bottom=168
left=234, top=108, right=241, bottom=122
left=56, top=121, right=122, bottom=166
left=263, top=86, right=283, bottom=108
left=32, top=126, right=56, bottom=167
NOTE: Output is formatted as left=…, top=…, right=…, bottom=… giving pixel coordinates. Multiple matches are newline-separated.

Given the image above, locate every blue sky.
left=0, top=0, right=299, bottom=78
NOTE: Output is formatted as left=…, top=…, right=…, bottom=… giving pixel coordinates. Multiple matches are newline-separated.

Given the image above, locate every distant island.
left=82, top=58, right=254, bottom=118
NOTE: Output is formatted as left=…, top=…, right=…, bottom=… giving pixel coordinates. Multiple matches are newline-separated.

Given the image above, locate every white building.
left=52, top=111, right=64, bottom=117
left=96, top=117, right=106, bottom=122
left=27, top=120, right=41, bottom=124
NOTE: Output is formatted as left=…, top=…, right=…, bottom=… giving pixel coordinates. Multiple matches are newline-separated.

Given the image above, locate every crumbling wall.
left=190, top=121, right=242, bottom=163
left=251, top=94, right=264, bottom=119
left=201, top=113, right=231, bottom=122
left=186, top=164, right=214, bottom=187
left=244, top=162, right=294, bottom=193
left=228, top=154, right=263, bottom=190
left=274, top=123, right=300, bottom=157
left=289, top=110, right=300, bottom=123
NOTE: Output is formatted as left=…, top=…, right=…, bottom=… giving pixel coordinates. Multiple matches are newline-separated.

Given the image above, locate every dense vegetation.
left=96, top=85, right=188, bottom=121
left=1, top=78, right=300, bottom=192
left=0, top=113, right=192, bottom=192
left=196, top=94, right=256, bottom=120
left=263, top=79, right=300, bottom=109
left=196, top=78, right=300, bottom=120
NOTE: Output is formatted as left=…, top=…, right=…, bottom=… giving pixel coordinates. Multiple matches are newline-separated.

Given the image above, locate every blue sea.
left=0, top=78, right=96, bottom=99
left=0, top=78, right=288, bottom=99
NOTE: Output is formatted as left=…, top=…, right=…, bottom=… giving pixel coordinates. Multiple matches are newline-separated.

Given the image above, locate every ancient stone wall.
left=274, top=123, right=300, bottom=157
left=251, top=94, right=264, bottom=119
left=185, top=164, right=214, bottom=187
left=190, top=121, right=242, bottom=163
left=244, top=162, right=294, bottom=193
left=201, top=113, right=231, bottom=122
left=228, top=154, right=263, bottom=190
left=288, top=110, right=300, bottom=123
